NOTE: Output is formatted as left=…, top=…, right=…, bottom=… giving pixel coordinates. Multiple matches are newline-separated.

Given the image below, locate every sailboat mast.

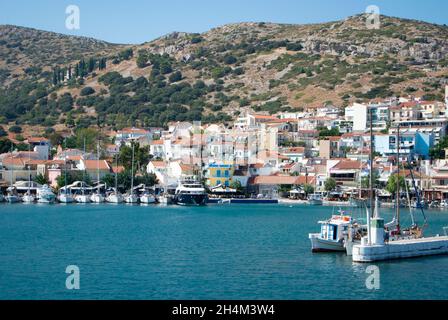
left=82, top=137, right=86, bottom=195
left=396, top=126, right=400, bottom=229
left=369, top=108, right=374, bottom=215
left=130, top=143, right=134, bottom=195
left=64, top=138, right=68, bottom=195
left=97, top=141, right=100, bottom=184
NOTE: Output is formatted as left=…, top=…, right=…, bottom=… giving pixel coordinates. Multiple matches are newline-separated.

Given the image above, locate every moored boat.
left=37, top=185, right=56, bottom=203
left=174, top=180, right=208, bottom=206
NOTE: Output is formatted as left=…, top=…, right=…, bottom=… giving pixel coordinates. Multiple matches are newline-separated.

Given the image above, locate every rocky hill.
left=0, top=14, right=447, bottom=131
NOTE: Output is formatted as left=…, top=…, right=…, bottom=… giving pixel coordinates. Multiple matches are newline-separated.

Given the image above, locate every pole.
left=369, top=108, right=374, bottom=216
left=396, top=126, right=400, bottom=231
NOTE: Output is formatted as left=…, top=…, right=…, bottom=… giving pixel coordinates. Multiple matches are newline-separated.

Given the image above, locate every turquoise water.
left=0, top=203, right=447, bottom=300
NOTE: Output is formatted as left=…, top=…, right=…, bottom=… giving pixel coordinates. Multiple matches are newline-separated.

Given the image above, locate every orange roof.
left=112, top=165, right=125, bottom=173
left=26, top=137, right=49, bottom=143
left=83, top=160, right=110, bottom=170
left=253, top=175, right=315, bottom=185
left=282, top=147, right=305, bottom=154
left=150, top=161, right=166, bottom=168
left=118, top=127, right=149, bottom=134
left=252, top=114, right=279, bottom=121
left=151, top=140, right=164, bottom=145
left=333, top=160, right=362, bottom=170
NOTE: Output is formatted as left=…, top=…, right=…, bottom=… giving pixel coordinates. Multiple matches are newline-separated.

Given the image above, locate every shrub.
left=80, top=87, right=95, bottom=96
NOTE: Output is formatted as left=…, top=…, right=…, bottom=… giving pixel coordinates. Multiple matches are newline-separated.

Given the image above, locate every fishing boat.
left=352, top=126, right=448, bottom=262
left=309, top=211, right=355, bottom=252
left=308, top=193, right=323, bottom=206
left=37, top=185, right=56, bottom=203
left=174, top=179, right=208, bottom=206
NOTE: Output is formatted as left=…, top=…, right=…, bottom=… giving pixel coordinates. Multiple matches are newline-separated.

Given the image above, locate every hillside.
left=0, top=14, right=447, bottom=132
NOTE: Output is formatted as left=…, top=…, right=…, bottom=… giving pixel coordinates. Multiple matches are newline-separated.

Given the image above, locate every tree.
left=34, top=174, right=50, bottom=185
left=169, top=71, right=182, bottom=83
left=116, top=143, right=150, bottom=172
left=230, top=180, right=244, bottom=193
left=0, top=125, right=6, bottom=137
left=80, top=87, right=95, bottom=96
left=324, top=178, right=337, bottom=192
left=429, top=136, right=448, bottom=159
left=361, top=172, right=380, bottom=189
left=8, top=125, right=22, bottom=134
left=385, top=174, right=406, bottom=196
left=303, top=184, right=314, bottom=196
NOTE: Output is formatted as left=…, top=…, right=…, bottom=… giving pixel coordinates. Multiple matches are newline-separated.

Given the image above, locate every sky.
left=0, top=0, right=447, bottom=44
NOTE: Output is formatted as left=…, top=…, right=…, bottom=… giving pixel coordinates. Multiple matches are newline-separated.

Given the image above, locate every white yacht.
left=174, top=180, right=208, bottom=206
left=37, top=185, right=56, bottom=203
left=140, top=192, right=156, bottom=204
left=90, top=192, right=105, bottom=203
left=5, top=187, right=21, bottom=203
left=75, top=193, right=91, bottom=203
left=21, top=191, right=35, bottom=203
left=106, top=190, right=124, bottom=203
left=124, top=193, right=139, bottom=203
left=58, top=190, right=75, bottom=203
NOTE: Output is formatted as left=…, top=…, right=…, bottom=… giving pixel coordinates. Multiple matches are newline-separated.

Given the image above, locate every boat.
left=76, top=138, right=90, bottom=203
left=37, top=185, right=56, bottom=203
left=124, top=143, right=138, bottom=204
left=90, top=142, right=105, bottom=204
left=140, top=192, right=156, bottom=204
left=308, top=193, right=323, bottom=206
left=6, top=187, right=21, bottom=203
left=309, top=212, right=355, bottom=252
left=21, top=191, right=35, bottom=203
left=58, top=189, right=75, bottom=203
left=75, top=193, right=90, bottom=203
left=0, top=193, right=4, bottom=202
left=58, top=138, right=75, bottom=203
left=352, top=125, right=448, bottom=262
left=106, top=190, right=124, bottom=203
left=22, top=145, right=35, bottom=203
left=174, top=179, right=208, bottom=206
left=90, top=192, right=105, bottom=203
left=5, top=143, right=20, bottom=203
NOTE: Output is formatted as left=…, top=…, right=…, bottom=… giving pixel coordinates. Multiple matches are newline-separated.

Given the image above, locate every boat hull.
left=140, top=195, right=156, bottom=204
left=175, top=194, right=208, bottom=206
left=309, top=233, right=346, bottom=252
left=75, top=195, right=91, bottom=203
left=90, top=194, right=105, bottom=203
left=308, top=200, right=323, bottom=206
left=22, top=195, right=35, bottom=203
left=352, top=236, right=448, bottom=262
left=6, top=195, right=21, bottom=203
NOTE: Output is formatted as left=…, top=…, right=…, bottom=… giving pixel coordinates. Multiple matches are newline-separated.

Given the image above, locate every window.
left=217, top=180, right=221, bottom=185
left=216, top=170, right=221, bottom=177
left=224, top=170, right=229, bottom=177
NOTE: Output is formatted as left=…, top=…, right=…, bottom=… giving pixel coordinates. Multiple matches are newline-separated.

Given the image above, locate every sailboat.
left=106, top=153, right=124, bottom=203
left=58, top=139, right=75, bottom=203
left=75, top=137, right=90, bottom=203
left=90, top=142, right=105, bottom=203
left=352, top=126, right=448, bottom=262
left=125, top=143, right=139, bottom=204
left=22, top=145, right=35, bottom=203
left=5, top=143, right=20, bottom=203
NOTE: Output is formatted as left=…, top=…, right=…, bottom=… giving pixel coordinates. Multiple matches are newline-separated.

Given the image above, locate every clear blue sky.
left=0, top=0, right=446, bottom=44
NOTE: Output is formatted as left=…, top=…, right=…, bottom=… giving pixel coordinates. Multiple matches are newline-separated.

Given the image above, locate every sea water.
left=0, top=203, right=447, bottom=299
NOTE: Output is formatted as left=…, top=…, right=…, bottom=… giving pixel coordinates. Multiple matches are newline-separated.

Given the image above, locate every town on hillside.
left=1, top=86, right=448, bottom=206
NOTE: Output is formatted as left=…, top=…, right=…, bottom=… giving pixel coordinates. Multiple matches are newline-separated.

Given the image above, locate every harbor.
left=1, top=202, right=447, bottom=300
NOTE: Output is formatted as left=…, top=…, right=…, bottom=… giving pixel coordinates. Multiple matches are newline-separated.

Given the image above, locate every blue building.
left=374, top=131, right=434, bottom=159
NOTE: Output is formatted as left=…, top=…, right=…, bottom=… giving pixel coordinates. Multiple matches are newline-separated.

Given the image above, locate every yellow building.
left=207, top=163, right=235, bottom=187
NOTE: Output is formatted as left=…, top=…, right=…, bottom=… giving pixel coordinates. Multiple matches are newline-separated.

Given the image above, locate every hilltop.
left=0, top=14, right=447, bottom=132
